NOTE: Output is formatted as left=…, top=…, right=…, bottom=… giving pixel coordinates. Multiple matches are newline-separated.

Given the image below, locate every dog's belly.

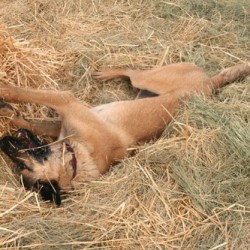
left=91, top=95, right=178, bottom=144
left=92, top=102, right=119, bottom=122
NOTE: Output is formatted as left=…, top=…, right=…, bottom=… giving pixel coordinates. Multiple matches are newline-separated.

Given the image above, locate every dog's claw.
left=92, top=70, right=109, bottom=81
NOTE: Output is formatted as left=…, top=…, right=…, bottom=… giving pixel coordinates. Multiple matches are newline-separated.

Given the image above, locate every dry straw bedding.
left=0, top=0, right=249, bottom=249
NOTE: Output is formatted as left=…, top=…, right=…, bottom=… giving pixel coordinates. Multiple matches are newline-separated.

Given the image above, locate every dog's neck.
left=56, top=140, right=101, bottom=189
left=65, top=143, right=77, bottom=179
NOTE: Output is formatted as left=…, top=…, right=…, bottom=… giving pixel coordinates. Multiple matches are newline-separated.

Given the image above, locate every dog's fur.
left=0, top=62, right=249, bottom=205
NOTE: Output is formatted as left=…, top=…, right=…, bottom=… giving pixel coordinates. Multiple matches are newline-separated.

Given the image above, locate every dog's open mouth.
left=0, top=129, right=61, bottom=206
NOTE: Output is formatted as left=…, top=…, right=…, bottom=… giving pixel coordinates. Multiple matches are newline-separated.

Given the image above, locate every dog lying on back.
left=0, top=62, right=249, bottom=205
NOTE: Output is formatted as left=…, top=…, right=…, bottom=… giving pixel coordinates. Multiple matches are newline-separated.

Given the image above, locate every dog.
left=0, top=62, right=249, bottom=205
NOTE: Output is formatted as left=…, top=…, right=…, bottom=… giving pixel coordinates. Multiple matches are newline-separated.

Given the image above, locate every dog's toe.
left=0, top=101, right=14, bottom=110
left=92, top=70, right=112, bottom=81
left=0, top=101, right=16, bottom=117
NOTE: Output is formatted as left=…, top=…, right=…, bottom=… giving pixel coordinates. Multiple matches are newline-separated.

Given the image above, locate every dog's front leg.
left=0, top=86, right=126, bottom=172
left=0, top=101, right=61, bottom=137
left=0, top=86, right=78, bottom=114
left=0, top=86, right=102, bottom=138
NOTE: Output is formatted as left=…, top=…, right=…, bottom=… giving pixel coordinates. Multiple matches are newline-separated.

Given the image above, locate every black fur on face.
left=16, top=129, right=51, bottom=162
left=0, top=129, right=61, bottom=206
left=35, top=180, right=61, bottom=206
left=0, top=129, right=50, bottom=165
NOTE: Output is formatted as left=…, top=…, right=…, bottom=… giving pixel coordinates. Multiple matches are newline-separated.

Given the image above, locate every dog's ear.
left=0, top=135, right=37, bottom=182
left=36, top=180, right=61, bottom=206
left=0, top=135, right=24, bottom=164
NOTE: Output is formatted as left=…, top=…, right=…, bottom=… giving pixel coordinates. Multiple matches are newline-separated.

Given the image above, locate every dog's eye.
left=18, top=162, right=27, bottom=170
left=17, top=162, right=32, bottom=172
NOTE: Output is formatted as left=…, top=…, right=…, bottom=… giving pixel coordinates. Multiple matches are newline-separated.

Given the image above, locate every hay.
left=0, top=0, right=249, bottom=249
left=0, top=25, right=75, bottom=138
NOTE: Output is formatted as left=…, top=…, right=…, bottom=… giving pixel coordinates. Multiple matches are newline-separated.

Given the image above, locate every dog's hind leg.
left=94, top=63, right=250, bottom=96
left=94, top=68, right=159, bottom=98
left=93, top=68, right=159, bottom=97
left=0, top=101, right=61, bottom=137
left=94, top=63, right=210, bottom=95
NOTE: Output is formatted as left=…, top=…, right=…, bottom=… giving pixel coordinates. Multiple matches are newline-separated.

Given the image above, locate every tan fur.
left=0, top=62, right=249, bottom=190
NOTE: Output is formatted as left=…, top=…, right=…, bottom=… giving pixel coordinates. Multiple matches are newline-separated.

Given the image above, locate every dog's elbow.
left=60, top=91, right=75, bottom=104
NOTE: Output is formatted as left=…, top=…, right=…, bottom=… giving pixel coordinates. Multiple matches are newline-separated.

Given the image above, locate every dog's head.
left=0, top=129, right=68, bottom=206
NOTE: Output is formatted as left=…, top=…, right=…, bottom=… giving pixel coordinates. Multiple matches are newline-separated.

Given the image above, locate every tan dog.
left=0, top=62, right=249, bottom=205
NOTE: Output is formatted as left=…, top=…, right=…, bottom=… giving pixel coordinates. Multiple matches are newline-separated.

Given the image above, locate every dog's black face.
left=0, top=129, right=61, bottom=206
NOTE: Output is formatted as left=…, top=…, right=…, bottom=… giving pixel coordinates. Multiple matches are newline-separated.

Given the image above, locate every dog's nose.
left=35, top=180, right=61, bottom=206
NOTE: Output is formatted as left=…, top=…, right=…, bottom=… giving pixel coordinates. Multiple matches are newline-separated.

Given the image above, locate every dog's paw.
left=0, top=101, right=16, bottom=117
left=0, top=101, right=13, bottom=110
left=93, top=68, right=130, bottom=82
left=92, top=69, right=113, bottom=81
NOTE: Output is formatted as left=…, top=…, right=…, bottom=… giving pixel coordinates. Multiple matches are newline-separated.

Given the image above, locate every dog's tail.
left=210, top=62, right=250, bottom=91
